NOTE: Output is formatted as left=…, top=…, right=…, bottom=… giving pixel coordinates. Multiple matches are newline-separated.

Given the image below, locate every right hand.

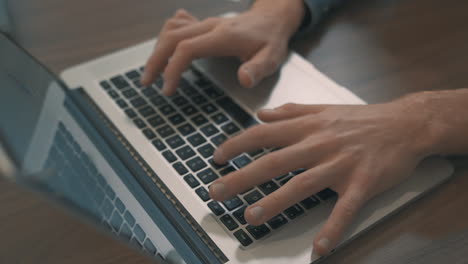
left=141, top=0, right=306, bottom=96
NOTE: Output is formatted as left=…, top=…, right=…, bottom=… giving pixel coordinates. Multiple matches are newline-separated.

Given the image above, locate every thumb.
left=237, top=47, right=284, bottom=88
left=313, top=189, right=365, bottom=256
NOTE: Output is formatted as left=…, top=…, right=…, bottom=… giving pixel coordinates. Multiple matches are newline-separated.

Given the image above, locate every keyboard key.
left=157, top=125, right=175, bottom=138
left=124, top=109, right=137, bottom=118
left=168, top=114, right=186, bottom=126
left=216, top=97, right=258, bottom=128
left=124, top=211, right=136, bottom=227
left=172, top=96, right=189, bottom=107
left=195, top=187, right=210, bottom=201
left=150, top=95, right=167, bottom=106
left=162, top=150, right=177, bottom=163
left=183, top=174, right=200, bottom=188
left=130, top=97, right=147, bottom=108
left=102, top=198, right=113, bottom=219
left=244, top=190, right=263, bottom=205
left=177, top=123, right=196, bottom=136
left=125, top=70, right=140, bottom=80
left=181, top=104, right=198, bottom=116
left=233, top=155, right=252, bottom=169
left=202, top=86, right=224, bottom=99
left=233, top=206, right=247, bottom=224
left=133, top=224, right=146, bottom=242
left=279, top=176, right=292, bottom=186
left=196, top=168, right=218, bottom=184
left=246, top=224, right=270, bottom=240
left=159, top=104, right=176, bottom=116
left=300, top=196, right=320, bottom=209
left=222, top=196, right=243, bottom=211
left=110, top=75, right=129, bottom=90
left=144, top=239, right=157, bottom=255
left=130, top=237, right=143, bottom=250
left=142, top=87, right=158, bottom=97
left=317, top=188, right=337, bottom=200
left=116, top=99, right=128, bottom=108
left=284, top=204, right=304, bottom=220
left=221, top=122, right=240, bottom=135
left=197, top=143, right=215, bottom=158
left=152, top=139, right=167, bottom=151
left=248, top=149, right=264, bottom=158
left=208, top=158, right=226, bottom=170
left=142, top=128, right=156, bottom=140
left=147, top=115, right=165, bottom=127
left=133, top=79, right=144, bottom=89
left=200, top=124, right=219, bottom=137
left=110, top=212, right=123, bottom=231
left=192, top=95, right=208, bottom=105
left=175, top=145, right=196, bottom=160
left=108, top=90, right=119, bottom=99
left=275, top=173, right=291, bottom=181
left=211, top=133, right=227, bottom=146
left=166, top=135, right=185, bottom=149
left=115, top=198, right=125, bottom=213
left=258, top=181, right=279, bottom=195
left=122, top=88, right=138, bottom=99
left=191, top=114, right=208, bottom=126
left=120, top=224, right=132, bottom=241
left=292, top=168, right=306, bottom=175
left=233, top=229, right=253, bottom=247
left=208, top=201, right=225, bottom=216
left=201, top=103, right=217, bottom=114
left=155, top=76, right=164, bottom=88
left=220, top=214, right=239, bottom=231
left=211, top=113, right=228, bottom=125
left=173, top=162, right=189, bottom=175
left=194, top=77, right=212, bottom=88
left=220, top=166, right=236, bottom=176
left=133, top=118, right=147, bottom=129
left=187, top=133, right=207, bottom=147
left=186, top=157, right=207, bottom=172
left=267, top=214, right=288, bottom=229
left=139, top=106, right=156, bottom=118
left=100, top=80, right=112, bottom=90
left=180, top=79, right=198, bottom=96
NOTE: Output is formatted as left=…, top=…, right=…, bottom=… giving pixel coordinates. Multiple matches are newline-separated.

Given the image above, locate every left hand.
left=209, top=95, right=437, bottom=255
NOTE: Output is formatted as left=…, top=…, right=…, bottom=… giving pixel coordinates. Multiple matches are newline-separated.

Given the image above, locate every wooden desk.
left=3, top=0, right=468, bottom=263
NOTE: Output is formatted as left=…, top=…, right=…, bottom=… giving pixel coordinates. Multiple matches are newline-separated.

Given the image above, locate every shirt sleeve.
left=296, top=0, right=346, bottom=36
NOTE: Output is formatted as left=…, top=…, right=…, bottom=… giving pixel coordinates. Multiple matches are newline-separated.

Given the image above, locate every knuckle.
left=175, top=40, right=193, bottom=55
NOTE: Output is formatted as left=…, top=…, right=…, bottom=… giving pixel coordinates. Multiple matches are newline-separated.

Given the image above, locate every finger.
left=313, top=188, right=365, bottom=256
left=213, top=121, right=303, bottom=165
left=210, top=143, right=316, bottom=201
left=244, top=163, right=337, bottom=226
left=141, top=18, right=219, bottom=86
left=161, top=31, right=230, bottom=95
left=174, top=9, right=198, bottom=22
left=258, top=103, right=328, bottom=123
left=237, top=46, right=286, bottom=88
left=163, top=18, right=195, bottom=31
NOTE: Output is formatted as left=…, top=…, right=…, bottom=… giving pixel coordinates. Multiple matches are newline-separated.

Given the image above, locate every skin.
left=142, top=0, right=468, bottom=257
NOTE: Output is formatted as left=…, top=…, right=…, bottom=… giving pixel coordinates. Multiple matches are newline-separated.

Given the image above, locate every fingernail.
left=317, top=238, right=330, bottom=253
left=242, top=67, right=256, bottom=88
left=210, top=182, right=227, bottom=200
left=249, top=206, right=264, bottom=221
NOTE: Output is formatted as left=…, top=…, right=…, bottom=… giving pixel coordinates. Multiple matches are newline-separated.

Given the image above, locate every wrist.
left=249, top=0, right=305, bottom=38
left=397, top=89, right=468, bottom=157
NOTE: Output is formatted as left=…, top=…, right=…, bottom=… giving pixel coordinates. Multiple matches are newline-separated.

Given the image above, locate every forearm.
left=402, top=89, right=468, bottom=156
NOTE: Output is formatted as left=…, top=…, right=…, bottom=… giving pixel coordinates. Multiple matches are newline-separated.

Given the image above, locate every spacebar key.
left=216, top=97, right=258, bottom=128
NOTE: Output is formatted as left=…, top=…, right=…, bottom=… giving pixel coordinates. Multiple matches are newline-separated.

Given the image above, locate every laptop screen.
left=0, top=32, right=110, bottom=216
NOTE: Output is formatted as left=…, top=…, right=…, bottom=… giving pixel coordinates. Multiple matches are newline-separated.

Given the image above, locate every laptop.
left=0, top=26, right=454, bottom=264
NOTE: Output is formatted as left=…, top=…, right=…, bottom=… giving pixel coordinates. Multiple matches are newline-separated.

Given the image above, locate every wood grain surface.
left=2, top=0, right=468, bottom=263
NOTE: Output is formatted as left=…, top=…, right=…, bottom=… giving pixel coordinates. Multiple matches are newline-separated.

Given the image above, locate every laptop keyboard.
left=43, top=122, right=159, bottom=256
left=100, top=66, right=337, bottom=247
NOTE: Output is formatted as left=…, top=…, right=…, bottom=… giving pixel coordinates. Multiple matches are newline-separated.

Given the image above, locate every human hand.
left=141, top=0, right=305, bottom=95
left=209, top=96, right=437, bottom=255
